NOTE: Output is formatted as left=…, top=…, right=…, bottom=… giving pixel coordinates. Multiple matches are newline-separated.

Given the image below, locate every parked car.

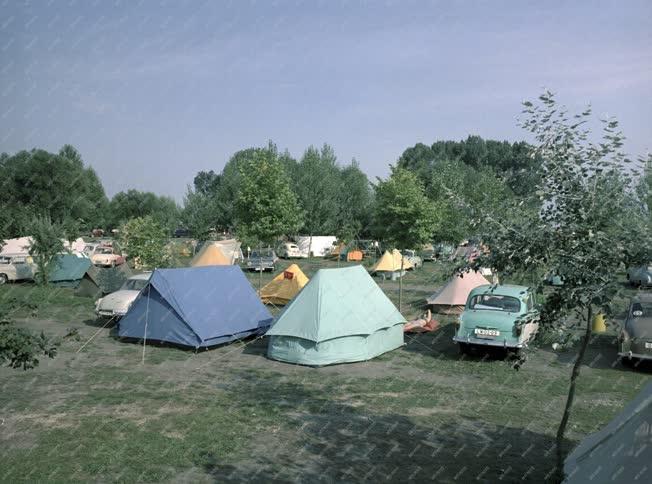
left=83, top=243, right=100, bottom=257
left=627, top=265, right=652, bottom=287
left=245, top=249, right=277, bottom=272
left=95, top=273, right=151, bottom=318
left=403, top=249, right=423, bottom=269
left=619, top=294, right=652, bottom=365
left=0, top=255, right=36, bottom=284
left=421, top=248, right=437, bottom=262
left=454, top=284, right=539, bottom=354
left=278, top=242, right=302, bottom=259
left=91, top=246, right=125, bottom=267
left=173, top=227, right=191, bottom=238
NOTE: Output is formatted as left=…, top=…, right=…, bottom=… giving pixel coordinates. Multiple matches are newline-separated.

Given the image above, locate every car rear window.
left=469, top=294, right=522, bottom=312
left=632, top=302, right=652, bottom=317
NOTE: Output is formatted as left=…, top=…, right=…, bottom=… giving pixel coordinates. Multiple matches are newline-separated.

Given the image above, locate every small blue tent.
left=118, top=266, right=273, bottom=348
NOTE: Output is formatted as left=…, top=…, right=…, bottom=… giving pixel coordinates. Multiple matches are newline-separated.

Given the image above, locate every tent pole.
left=142, top=284, right=151, bottom=364
left=399, top=248, right=404, bottom=313
left=258, top=242, right=263, bottom=293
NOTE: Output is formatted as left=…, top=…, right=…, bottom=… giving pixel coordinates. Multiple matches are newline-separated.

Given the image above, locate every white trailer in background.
left=295, top=236, right=337, bottom=258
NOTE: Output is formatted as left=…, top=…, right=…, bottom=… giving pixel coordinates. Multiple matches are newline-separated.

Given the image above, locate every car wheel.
left=0, top=274, right=7, bottom=285
left=458, top=343, right=470, bottom=355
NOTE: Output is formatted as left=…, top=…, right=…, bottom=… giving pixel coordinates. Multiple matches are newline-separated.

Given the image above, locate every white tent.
left=0, top=237, right=33, bottom=255
left=564, top=380, right=652, bottom=483
left=295, top=236, right=337, bottom=258
left=2, top=236, right=87, bottom=257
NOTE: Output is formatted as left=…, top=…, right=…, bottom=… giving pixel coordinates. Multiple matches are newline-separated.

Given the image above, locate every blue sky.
left=1, top=0, right=650, bottom=201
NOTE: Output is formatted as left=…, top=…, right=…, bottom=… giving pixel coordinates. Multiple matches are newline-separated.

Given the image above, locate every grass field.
left=1, top=257, right=650, bottom=483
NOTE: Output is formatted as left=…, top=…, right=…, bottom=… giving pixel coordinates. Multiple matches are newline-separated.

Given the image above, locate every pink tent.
left=426, top=271, right=491, bottom=314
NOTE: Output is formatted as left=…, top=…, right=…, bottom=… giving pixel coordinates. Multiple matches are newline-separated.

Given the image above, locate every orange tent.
left=346, top=250, right=363, bottom=262
left=426, top=271, right=490, bottom=314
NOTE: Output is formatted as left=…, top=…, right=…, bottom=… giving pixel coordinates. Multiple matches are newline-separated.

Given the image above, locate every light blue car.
left=454, top=284, right=540, bottom=355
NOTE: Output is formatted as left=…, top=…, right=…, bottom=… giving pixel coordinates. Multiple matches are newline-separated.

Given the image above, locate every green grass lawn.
left=0, top=259, right=649, bottom=483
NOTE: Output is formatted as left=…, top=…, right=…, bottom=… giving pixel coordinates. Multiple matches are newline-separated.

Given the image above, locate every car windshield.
left=631, top=302, right=652, bottom=317
left=121, top=278, right=148, bottom=291
left=469, top=294, right=522, bottom=312
left=96, top=247, right=113, bottom=254
left=250, top=251, right=272, bottom=258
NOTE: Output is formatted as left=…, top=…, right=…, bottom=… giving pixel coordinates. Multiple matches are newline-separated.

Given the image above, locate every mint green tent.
left=266, top=265, right=405, bottom=366
left=49, top=254, right=91, bottom=287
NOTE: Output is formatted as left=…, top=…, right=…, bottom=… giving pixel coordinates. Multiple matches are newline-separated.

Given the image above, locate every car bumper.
left=96, top=309, right=127, bottom=317
left=453, top=335, right=525, bottom=349
left=618, top=351, right=652, bottom=361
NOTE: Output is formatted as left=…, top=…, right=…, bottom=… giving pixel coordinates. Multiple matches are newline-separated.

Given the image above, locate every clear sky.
left=1, top=0, right=650, bottom=201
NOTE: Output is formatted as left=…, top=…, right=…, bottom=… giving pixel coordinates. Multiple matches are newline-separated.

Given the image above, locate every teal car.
left=454, top=284, right=539, bottom=354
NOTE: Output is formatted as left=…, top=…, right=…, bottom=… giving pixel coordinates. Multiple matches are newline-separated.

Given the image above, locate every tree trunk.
left=555, top=305, right=593, bottom=481
left=398, top=249, right=404, bottom=313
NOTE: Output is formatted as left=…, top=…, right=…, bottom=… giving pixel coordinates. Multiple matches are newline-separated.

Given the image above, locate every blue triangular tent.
left=118, top=266, right=273, bottom=348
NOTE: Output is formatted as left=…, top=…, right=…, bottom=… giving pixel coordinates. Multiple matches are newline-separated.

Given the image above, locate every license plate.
left=645, top=342, right=652, bottom=349
left=475, top=328, right=500, bottom=337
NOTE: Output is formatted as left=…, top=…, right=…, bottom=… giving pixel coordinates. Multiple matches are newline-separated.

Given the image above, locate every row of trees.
left=182, top=142, right=373, bottom=243
left=0, top=137, right=550, bottom=248
left=0, top=146, right=180, bottom=238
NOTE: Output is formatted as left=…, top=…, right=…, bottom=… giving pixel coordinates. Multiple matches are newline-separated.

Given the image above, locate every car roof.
left=469, top=284, right=531, bottom=298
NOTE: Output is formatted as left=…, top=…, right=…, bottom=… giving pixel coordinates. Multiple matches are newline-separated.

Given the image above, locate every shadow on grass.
left=199, top=373, right=567, bottom=483
left=552, top=333, right=652, bottom=373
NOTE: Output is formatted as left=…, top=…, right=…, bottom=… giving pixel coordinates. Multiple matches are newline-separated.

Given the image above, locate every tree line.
left=1, top=135, right=649, bottom=252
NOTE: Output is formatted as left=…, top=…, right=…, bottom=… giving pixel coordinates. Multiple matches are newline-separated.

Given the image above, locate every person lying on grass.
left=404, top=309, right=440, bottom=333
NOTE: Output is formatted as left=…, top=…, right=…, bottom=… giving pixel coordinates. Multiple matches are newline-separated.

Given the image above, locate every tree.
left=293, top=144, right=340, bottom=253
left=182, top=142, right=291, bottom=237
left=108, top=190, right=180, bottom=233
left=28, top=216, right=65, bottom=285
left=119, top=216, right=170, bottom=269
left=0, top=147, right=108, bottom=236
left=235, top=150, right=303, bottom=289
left=336, top=160, right=373, bottom=241
left=373, top=168, right=437, bottom=311
left=467, top=91, right=651, bottom=480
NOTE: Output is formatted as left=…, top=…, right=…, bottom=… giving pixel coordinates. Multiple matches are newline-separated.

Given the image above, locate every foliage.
left=181, top=142, right=285, bottom=237
left=0, top=146, right=108, bottom=236
left=108, top=190, right=180, bottom=233
left=427, top=158, right=515, bottom=243
left=466, top=91, right=651, bottom=477
left=293, top=144, right=341, bottom=237
left=119, top=216, right=170, bottom=269
left=373, top=168, right=437, bottom=311
left=183, top=142, right=373, bottom=242
left=28, top=215, right=65, bottom=285
left=234, top=150, right=303, bottom=246
left=0, top=307, right=58, bottom=370
left=373, top=168, right=437, bottom=250
left=335, top=160, right=374, bottom=241
left=397, top=135, right=540, bottom=197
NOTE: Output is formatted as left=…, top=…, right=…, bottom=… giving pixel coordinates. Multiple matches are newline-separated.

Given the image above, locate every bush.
left=0, top=311, right=59, bottom=370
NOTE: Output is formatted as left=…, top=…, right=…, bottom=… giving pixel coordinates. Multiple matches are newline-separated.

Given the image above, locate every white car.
left=91, top=246, right=126, bottom=267
left=95, top=273, right=151, bottom=318
left=278, top=242, right=302, bottom=259
left=0, top=254, right=37, bottom=284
